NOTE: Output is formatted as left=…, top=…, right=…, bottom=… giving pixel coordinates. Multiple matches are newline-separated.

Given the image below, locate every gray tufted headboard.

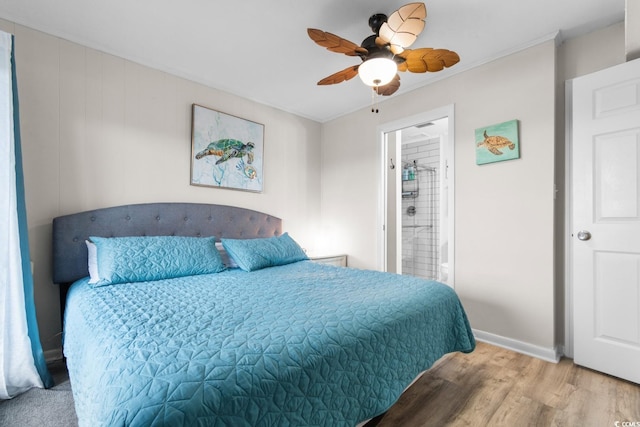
left=52, top=202, right=282, bottom=285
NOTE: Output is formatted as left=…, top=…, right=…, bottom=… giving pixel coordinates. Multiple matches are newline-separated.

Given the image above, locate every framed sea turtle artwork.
left=475, top=119, right=520, bottom=165
left=190, top=104, right=264, bottom=192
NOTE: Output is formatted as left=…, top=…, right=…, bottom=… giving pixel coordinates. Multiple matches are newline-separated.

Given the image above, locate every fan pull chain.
left=371, top=87, right=380, bottom=113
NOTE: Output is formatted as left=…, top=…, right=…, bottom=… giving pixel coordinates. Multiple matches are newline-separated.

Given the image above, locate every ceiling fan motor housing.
left=360, top=35, right=405, bottom=65
left=369, top=13, right=388, bottom=33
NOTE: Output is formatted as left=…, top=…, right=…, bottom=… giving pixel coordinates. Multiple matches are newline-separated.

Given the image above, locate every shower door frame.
left=377, top=105, right=456, bottom=287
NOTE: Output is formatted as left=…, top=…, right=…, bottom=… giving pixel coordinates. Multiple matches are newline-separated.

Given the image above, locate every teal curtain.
left=12, top=35, right=53, bottom=389
left=0, top=32, right=52, bottom=399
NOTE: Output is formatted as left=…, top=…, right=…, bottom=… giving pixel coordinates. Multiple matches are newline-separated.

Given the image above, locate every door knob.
left=577, top=230, right=591, bottom=241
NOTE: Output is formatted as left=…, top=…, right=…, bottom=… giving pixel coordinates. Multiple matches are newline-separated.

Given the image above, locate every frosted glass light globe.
left=358, top=58, right=397, bottom=87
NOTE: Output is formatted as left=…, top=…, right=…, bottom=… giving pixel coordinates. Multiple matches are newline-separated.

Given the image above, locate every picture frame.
left=475, top=119, right=520, bottom=165
left=190, top=104, right=264, bottom=192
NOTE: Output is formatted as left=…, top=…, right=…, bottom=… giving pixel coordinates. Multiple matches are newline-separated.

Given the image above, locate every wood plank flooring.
left=367, top=341, right=640, bottom=426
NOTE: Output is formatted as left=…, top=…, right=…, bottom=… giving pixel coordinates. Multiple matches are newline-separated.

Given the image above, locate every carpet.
left=0, top=380, right=77, bottom=427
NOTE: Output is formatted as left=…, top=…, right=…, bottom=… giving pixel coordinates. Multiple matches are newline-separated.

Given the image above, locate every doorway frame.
left=564, top=80, right=574, bottom=358
left=377, top=104, right=456, bottom=286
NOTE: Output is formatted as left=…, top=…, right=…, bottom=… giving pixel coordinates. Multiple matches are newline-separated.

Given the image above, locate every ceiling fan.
left=307, top=2, right=459, bottom=97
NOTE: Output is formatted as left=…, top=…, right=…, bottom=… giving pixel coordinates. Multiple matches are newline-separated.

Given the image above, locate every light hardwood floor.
left=367, top=341, right=640, bottom=426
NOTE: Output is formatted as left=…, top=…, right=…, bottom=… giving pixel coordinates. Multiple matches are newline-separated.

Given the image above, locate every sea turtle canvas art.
left=475, top=119, right=520, bottom=165
left=191, top=104, right=264, bottom=192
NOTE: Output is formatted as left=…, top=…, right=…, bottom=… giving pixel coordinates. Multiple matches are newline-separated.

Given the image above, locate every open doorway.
left=378, top=106, right=455, bottom=287
left=400, top=118, right=448, bottom=280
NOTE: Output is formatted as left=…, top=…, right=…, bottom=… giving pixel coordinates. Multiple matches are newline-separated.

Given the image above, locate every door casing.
left=377, top=105, right=456, bottom=286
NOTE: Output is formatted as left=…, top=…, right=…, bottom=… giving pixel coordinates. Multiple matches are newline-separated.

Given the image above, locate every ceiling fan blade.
left=375, top=74, right=401, bottom=96
left=307, top=28, right=368, bottom=57
left=397, top=48, right=460, bottom=73
left=378, top=3, right=426, bottom=52
left=317, top=65, right=360, bottom=85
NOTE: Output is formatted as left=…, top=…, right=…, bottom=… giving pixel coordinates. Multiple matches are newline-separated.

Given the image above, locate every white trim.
left=473, top=329, right=561, bottom=363
left=391, top=32, right=562, bottom=105
left=393, top=131, right=403, bottom=273
left=446, top=109, right=455, bottom=286
left=376, top=131, right=387, bottom=271
left=334, top=32, right=562, bottom=122
left=0, top=12, right=561, bottom=123
left=564, top=79, right=575, bottom=358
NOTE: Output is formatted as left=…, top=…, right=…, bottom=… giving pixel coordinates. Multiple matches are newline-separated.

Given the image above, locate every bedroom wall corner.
left=8, top=21, right=323, bottom=356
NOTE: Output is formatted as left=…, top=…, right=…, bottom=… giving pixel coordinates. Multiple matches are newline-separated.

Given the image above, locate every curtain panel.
left=0, top=30, right=52, bottom=399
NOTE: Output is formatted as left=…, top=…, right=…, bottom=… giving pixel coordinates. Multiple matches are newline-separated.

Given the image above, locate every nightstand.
left=309, top=254, right=348, bottom=267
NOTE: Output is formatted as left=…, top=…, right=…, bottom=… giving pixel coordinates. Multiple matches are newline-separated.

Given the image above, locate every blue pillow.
left=89, top=236, right=226, bottom=286
left=221, top=233, right=308, bottom=272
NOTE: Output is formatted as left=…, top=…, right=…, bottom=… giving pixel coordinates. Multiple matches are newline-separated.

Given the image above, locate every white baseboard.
left=44, top=348, right=63, bottom=362
left=473, top=329, right=561, bottom=363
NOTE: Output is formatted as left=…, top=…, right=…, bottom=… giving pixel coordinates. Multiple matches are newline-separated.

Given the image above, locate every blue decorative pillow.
left=89, top=236, right=226, bottom=286
left=221, top=233, right=308, bottom=272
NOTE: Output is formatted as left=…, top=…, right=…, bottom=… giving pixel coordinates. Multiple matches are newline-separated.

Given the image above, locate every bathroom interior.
left=399, top=117, right=449, bottom=282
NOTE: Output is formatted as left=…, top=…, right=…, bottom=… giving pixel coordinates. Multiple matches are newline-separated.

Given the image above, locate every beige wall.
left=0, top=20, right=322, bottom=356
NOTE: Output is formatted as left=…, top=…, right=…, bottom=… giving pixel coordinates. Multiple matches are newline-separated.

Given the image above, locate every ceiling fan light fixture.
left=358, top=57, right=398, bottom=87
left=308, top=2, right=459, bottom=97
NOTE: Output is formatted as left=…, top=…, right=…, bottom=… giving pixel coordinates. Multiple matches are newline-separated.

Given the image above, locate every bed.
left=52, top=202, right=475, bottom=426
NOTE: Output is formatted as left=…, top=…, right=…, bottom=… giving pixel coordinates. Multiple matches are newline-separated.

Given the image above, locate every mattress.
left=63, top=261, right=475, bottom=426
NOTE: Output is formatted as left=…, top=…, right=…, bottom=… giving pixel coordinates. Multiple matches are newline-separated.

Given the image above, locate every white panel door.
left=572, top=58, right=640, bottom=384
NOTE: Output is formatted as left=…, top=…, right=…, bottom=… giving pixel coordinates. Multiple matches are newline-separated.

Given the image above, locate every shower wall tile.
left=401, top=137, right=440, bottom=280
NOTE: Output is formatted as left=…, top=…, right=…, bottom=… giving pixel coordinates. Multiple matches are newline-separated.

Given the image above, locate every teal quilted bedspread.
left=63, top=261, right=475, bottom=426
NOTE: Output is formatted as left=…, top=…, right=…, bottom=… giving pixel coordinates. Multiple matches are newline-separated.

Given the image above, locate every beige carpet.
left=0, top=359, right=77, bottom=427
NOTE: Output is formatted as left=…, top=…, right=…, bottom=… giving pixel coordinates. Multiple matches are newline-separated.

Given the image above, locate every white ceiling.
left=0, top=0, right=625, bottom=122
